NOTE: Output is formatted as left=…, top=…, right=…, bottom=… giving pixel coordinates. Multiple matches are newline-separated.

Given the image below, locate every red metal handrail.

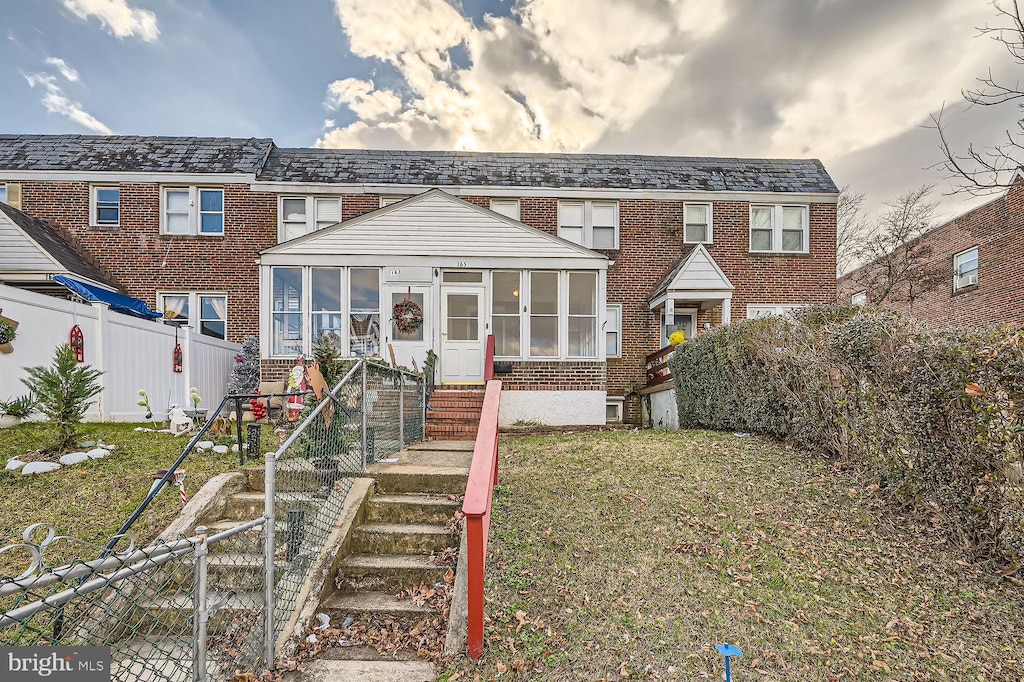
left=462, top=378, right=501, bottom=659
left=484, top=333, right=495, bottom=382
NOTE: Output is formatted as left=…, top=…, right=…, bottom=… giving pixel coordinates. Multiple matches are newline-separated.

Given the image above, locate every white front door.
left=384, top=285, right=432, bottom=371
left=440, top=287, right=484, bottom=383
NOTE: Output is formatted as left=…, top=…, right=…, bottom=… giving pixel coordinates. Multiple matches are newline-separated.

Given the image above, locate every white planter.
left=0, top=415, right=22, bottom=428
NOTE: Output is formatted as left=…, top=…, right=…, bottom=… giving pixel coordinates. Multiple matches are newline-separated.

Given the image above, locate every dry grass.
left=0, top=421, right=269, bottom=574
left=447, top=430, right=1024, bottom=681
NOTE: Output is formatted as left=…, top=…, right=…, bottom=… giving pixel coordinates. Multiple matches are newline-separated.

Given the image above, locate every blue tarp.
left=53, top=275, right=162, bottom=321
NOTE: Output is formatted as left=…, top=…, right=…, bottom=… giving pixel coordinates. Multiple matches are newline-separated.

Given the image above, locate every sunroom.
left=258, top=190, right=609, bottom=420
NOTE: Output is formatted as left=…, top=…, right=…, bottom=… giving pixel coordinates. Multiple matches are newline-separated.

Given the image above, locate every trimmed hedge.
left=670, top=306, right=1023, bottom=564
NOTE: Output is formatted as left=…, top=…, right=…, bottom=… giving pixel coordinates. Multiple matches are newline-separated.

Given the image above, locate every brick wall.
left=837, top=187, right=1023, bottom=327
left=20, top=180, right=277, bottom=343
left=496, top=361, right=605, bottom=391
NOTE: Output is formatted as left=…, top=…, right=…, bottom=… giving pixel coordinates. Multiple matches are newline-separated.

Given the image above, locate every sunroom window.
left=492, top=271, right=521, bottom=357
left=271, top=267, right=303, bottom=356
left=529, top=272, right=559, bottom=357
left=568, top=272, right=597, bottom=357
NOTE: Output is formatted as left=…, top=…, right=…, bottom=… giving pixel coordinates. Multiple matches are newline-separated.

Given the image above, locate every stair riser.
left=246, top=468, right=363, bottom=493
left=335, top=565, right=449, bottom=593
left=426, top=413, right=482, bottom=422
left=225, top=495, right=324, bottom=520
left=320, top=605, right=433, bottom=629
left=428, top=401, right=484, bottom=410
left=160, top=564, right=283, bottom=589
left=121, top=604, right=262, bottom=636
left=372, top=472, right=468, bottom=495
left=366, top=500, right=460, bottom=525
left=352, top=530, right=457, bottom=555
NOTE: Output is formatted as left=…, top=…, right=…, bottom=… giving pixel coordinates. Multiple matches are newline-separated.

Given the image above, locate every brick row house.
left=0, top=135, right=839, bottom=425
left=838, top=181, right=1024, bottom=328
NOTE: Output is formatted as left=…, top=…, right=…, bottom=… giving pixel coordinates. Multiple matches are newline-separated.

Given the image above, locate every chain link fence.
left=0, top=360, right=425, bottom=681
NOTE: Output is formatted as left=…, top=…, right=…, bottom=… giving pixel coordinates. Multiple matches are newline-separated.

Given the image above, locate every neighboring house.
left=837, top=181, right=1024, bottom=327
left=0, top=135, right=839, bottom=424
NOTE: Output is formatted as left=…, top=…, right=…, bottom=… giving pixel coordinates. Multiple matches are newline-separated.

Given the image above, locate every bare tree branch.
left=836, top=186, right=870, bottom=276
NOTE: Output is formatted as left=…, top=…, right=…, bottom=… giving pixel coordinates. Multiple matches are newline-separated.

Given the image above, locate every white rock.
left=197, top=440, right=214, bottom=450
left=212, top=445, right=229, bottom=454
left=5, top=458, right=25, bottom=471
left=59, top=452, right=90, bottom=465
left=87, top=448, right=109, bottom=459
left=231, top=444, right=240, bottom=453
left=22, top=462, right=60, bottom=475
left=104, top=444, right=117, bottom=451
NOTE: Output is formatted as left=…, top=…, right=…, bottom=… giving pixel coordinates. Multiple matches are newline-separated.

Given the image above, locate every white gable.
left=262, top=189, right=606, bottom=267
left=666, top=244, right=734, bottom=292
left=0, top=211, right=64, bottom=275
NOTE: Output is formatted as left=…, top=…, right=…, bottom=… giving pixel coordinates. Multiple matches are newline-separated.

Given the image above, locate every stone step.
left=366, top=493, right=461, bottom=525
left=285, top=658, right=434, bottom=682
left=336, top=553, right=450, bottom=592
left=127, top=591, right=264, bottom=634
left=157, top=552, right=283, bottom=589
left=111, top=636, right=200, bottom=681
left=364, top=464, right=469, bottom=494
left=319, top=591, right=435, bottom=628
left=352, top=523, right=457, bottom=555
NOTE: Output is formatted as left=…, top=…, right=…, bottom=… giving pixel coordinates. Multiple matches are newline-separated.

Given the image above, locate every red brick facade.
left=8, top=180, right=837, bottom=422
left=837, top=185, right=1023, bottom=328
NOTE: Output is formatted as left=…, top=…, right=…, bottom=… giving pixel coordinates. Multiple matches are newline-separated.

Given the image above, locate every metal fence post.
left=398, top=372, right=405, bottom=448
left=264, top=455, right=276, bottom=668
left=193, top=525, right=209, bottom=682
left=360, top=361, right=368, bottom=462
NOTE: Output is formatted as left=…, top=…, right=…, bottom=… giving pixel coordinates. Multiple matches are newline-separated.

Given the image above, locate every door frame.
left=439, top=279, right=487, bottom=384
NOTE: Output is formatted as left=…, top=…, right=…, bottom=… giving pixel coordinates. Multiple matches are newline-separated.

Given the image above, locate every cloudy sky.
left=1, top=0, right=1017, bottom=219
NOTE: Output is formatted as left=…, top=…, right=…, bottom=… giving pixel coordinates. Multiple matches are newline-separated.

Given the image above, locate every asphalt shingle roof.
left=0, top=203, right=115, bottom=288
left=0, top=135, right=274, bottom=174
left=259, top=148, right=839, bottom=194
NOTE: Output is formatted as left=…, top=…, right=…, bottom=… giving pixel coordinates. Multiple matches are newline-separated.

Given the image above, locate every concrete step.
left=352, top=523, right=457, bottom=555
left=127, top=591, right=264, bottom=634
left=366, top=493, right=461, bottom=525
left=246, top=463, right=363, bottom=493
left=336, top=553, right=449, bottom=592
left=319, top=591, right=435, bottom=628
left=364, top=465, right=469, bottom=494
left=285, top=658, right=434, bottom=682
left=407, top=441, right=475, bottom=451
left=111, top=636, right=198, bottom=681
left=225, top=491, right=325, bottom=520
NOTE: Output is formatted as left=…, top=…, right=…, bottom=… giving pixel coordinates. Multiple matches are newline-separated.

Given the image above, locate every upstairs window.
left=0, top=183, right=8, bottom=204
left=684, top=203, right=712, bottom=243
left=954, top=247, right=979, bottom=291
left=279, top=196, right=342, bottom=241
left=490, top=198, right=520, bottom=220
left=91, top=186, right=120, bottom=227
left=605, top=304, right=622, bottom=358
left=558, top=200, right=618, bottom=249
left=159, top=292, right=227, bottom=340
left=750, top=205, right=808, bottom=253
left=162, top=187, right=224, bottom=236
left=380, top=195, right=410, bottom=207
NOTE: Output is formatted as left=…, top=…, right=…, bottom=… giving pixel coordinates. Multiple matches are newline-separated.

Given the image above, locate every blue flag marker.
left=716, top=644, right=743, bottom=681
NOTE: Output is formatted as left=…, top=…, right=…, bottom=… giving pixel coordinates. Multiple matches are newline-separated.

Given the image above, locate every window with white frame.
left=162, top=187, right=224, bottom=235
left=492, top=271, right=521, bottom=357
left=568, top=272, right=597, bottom=357
left=606, top=399, right=623, bottom=422
left=311, top=268, right=343, bottom=346
left=851, top=291, right=867, bottom=306
left=605, top=304, right=621, bottom=358
left=271, top=267, right=304, bottom=356
left=91, top=186, right=120, bottom=227
left=953, top=247, right=979, bottom=291
left=558, top=200, right=618, bottom=249
left=158, top=292, right=227, bottom=340
left=746, top=304, right=804, bottom=319
left=380, top=195, right=410, bottom=207
left=279, top=196, right=342, bottom=242
left=349, top=268, right=380, bottom=357
left=529, top=271, right=559, bottom=356
left=749, top=205, right=808, bottom=253
left=0, top=183, right=6, bottom=204
left=490, top=198, right=520, bottom=220
left=684, top=203, right=712, bottom=243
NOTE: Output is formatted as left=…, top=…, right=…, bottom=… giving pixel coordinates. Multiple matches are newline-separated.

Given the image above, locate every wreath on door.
left=392, top=294, right=424, bottom=335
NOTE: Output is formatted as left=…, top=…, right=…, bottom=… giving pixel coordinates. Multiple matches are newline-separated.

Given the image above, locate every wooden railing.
left=462, top=378, right=501, bottom=659
left=644, top=345, right=675, bottom=388
left=484, top=333, right=495, bottom=382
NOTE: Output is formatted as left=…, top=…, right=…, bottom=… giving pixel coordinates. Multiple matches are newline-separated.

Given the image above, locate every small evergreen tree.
left=312, top=332, right=347, bottom=388
left=22, top=343, right=103, bottom=451
left=227, top=336, right=260, bottom=395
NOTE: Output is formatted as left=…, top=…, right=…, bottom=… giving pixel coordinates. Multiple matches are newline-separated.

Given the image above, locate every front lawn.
left=0, top=421, right=262, bottom=574
left=450, top=430, right=1023, bottom=681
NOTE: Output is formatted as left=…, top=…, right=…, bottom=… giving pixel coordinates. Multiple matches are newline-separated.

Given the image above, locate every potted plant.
left=0, top=393, right=35, bottom=428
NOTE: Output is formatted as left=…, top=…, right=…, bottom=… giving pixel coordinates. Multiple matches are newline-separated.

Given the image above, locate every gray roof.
left=0, top=135, right=274, bottom=174
left=0, top=203, right=115, bottom=288
left=259, top=147, right=839, bottom=193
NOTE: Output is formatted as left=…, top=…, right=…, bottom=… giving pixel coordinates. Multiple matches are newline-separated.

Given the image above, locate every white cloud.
left=45, top=57, right=80, bottom=82
left=24, top=72, right=114, bottom=135
left=60, top=0, right=159, bottom=42
left=326, top=78, right=402, bottom=120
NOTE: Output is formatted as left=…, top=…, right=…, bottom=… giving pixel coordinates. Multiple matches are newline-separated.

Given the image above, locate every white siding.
left=269, top=191, right=601, bottom=262
left=666, top=245, right=734, bottom=292
left=0, top=213, right=62, bottom=274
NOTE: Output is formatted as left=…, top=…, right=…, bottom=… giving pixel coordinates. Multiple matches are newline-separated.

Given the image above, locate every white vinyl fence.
left=0, top=283, right=239, bottom=421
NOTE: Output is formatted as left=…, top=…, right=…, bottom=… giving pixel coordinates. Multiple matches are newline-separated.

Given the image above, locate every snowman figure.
left=168, top=404, right=194, bottom=436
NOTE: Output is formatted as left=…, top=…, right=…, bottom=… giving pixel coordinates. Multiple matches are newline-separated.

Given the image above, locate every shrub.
left=670, top=306, right=1024, bottom=564
left=22, top=343, right=103, bottom=451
